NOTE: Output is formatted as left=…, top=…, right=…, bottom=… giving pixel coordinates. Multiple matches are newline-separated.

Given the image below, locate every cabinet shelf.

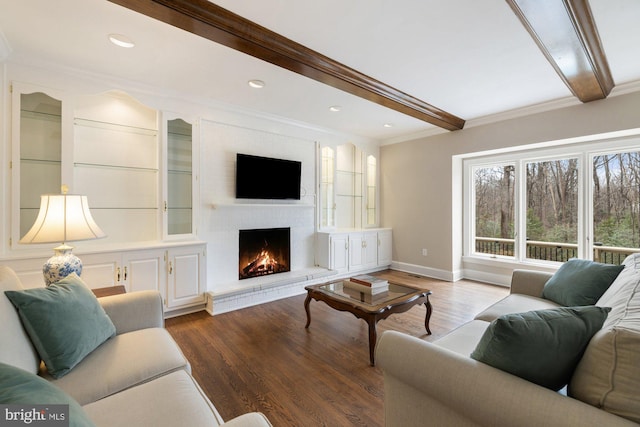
left=74, top=162, right=158, bottom=173
left=336, top=194, right=363, bottom=198
left=74, top=117, right=157, bottom=136
left=21, top=109, right=61, bottom=120
left=20, top=158, right=61, bottom=165
left=92, top=207, right=158, bottom=210
left=336, top=170, right=364, bottom=176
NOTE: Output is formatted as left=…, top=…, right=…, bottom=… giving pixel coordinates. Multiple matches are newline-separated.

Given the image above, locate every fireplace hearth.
left=239, top=227, right=291, bottom=280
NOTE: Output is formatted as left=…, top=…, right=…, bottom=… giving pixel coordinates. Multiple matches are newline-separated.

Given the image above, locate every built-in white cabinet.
left=165, top=244, right=206, bottom=309
left=316, top=229, right=392, bottom=274
left=11, top=85, right=68, bottom=243
left=318, top=143, right=379, bottom=230
left=6, top=83, right=205, bottom=315
left=3, top=242, right=206, bottom=315
left=11, top=86, right=162, bottom=247
left=377, top=229, right=393, bottom=266
left=163, top=115, right=198, bottom=239
left=73, top=91, right=160, bottom=244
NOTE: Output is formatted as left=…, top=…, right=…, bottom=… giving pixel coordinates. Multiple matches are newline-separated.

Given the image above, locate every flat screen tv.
left=236, top=153, right=302, bottom=200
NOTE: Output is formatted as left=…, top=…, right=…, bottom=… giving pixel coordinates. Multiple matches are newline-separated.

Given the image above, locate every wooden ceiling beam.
left=108, top=0, right=465, bottom=131
left=507, top=0, right=614, bottom=102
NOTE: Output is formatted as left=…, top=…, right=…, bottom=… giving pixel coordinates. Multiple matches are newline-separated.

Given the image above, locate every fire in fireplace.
left=239, top=227, right=291, bottom=280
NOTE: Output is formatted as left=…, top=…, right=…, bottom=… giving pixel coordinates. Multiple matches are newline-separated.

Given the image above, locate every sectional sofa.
left=0, top=266, right=271, bottom=427
left=377, top=255, right=640, bottom=426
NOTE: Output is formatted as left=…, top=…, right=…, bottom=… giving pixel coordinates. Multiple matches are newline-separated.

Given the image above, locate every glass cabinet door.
left=15, top=91, right=63, bottom=239
left=336, top=143, right=363, bottom=229
left=320, top=146, right=335, bottom=228
left=166, top=118, right=194, bottom=236
left=366, top=154, right=377, bottom=226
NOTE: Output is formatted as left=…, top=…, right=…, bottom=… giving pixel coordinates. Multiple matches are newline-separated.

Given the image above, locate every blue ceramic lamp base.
left=43, top=244, right=83, bottom=286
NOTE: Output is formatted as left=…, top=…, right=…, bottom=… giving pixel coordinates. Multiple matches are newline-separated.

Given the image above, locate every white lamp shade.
left=19, top=194, right=106, bottom=244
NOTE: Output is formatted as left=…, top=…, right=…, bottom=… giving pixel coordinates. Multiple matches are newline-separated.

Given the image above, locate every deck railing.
left=475, top=237, right=639, bottom=265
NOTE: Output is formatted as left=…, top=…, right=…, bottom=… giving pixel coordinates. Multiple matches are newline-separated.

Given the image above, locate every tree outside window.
left=525, top=159, right=578, bottom=262
left=469, top=148, right=640, bottom=265
left=474, top=165, right=515, bottom=257
left=593, top=151, right=640, bottom=264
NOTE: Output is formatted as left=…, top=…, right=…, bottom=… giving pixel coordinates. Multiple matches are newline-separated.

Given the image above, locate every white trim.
left=390, top=261, right=457, bottom=282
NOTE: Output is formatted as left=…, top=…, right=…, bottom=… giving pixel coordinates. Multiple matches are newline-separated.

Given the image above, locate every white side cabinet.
left=316, top=228, right=392, bottom=274
left=3, top=242, right=206, bottom=316
left=165, top=244, right=206, bottom=310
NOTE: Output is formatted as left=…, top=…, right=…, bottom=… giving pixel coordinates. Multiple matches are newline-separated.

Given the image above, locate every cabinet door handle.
left=124, top=266, right=128, bottom=281
left=116, top=267, right=121, bottom=282
left=168, top=261, right=173, bottom=275
left=362, top=240, right=367, bottom=248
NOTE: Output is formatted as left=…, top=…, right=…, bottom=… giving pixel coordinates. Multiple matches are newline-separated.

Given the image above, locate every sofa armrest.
left=376, top=331, right=636, bottom=427
left=221, top=413, right=273, bottom=427
left=99, top=290, right=164, bottom=334
left=510, top=269, right=553, bottom=297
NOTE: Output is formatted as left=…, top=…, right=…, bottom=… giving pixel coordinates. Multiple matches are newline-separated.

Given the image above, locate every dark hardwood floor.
left=165, top=270, right=508, bottom=427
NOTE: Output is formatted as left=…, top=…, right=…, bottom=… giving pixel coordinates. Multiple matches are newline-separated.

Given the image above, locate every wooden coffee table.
left=304, top=280, right=432, bottom=365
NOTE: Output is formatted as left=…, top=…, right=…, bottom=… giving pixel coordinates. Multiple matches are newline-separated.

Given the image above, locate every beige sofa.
left=0, top=265, right=271, bottom=427
left=377, top=255, right=640, bottom=427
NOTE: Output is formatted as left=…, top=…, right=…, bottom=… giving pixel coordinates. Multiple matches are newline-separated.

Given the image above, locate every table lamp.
left=19, top=185, right=106, bottom=286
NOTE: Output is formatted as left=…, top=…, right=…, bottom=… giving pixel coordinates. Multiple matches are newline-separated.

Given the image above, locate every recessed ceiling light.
left=383, top=123, right=394, bottom=128
left=248, top=80, right=265, bottom=89
left=108, top=34, right=135, bottom=48
left=329, top=105, right=341, bottom=112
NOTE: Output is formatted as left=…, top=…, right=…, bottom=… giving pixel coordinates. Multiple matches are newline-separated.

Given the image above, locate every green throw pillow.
left=470, top=306, right=611, bottom=390
left=4, top=273, right=116, bottom=379
left=542, top=258, right=624, bottom=306
left=0, top=362, right=96, bottom=427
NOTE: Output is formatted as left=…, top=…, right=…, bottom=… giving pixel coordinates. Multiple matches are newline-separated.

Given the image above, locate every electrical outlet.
left=422, top=248, right=428, bottom=256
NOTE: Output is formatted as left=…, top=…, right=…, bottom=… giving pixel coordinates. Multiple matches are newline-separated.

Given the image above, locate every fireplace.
left=239, top=227, right=291, bottom=280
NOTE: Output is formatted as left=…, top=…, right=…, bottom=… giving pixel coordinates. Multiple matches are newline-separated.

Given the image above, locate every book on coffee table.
left=342, top=285, right=389, bottom=303
left=349, top=274, right=388, bottom=288
left=343, top=279, right=389, bottom=294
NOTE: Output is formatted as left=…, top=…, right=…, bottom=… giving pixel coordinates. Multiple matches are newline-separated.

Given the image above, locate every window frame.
left=463, top=131, right=640, bottom=267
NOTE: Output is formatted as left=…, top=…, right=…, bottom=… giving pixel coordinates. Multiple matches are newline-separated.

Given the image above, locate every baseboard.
left=390, top=261, right=456, bottom=282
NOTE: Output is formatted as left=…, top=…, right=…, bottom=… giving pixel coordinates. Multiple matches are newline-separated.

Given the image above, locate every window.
left=465, top=134, right=640, bottom=265
left=525, top=158, right=578, bottom=262
left=473, top=165, right=515, bottom=256
left=592, top=151, right=640, bottom=264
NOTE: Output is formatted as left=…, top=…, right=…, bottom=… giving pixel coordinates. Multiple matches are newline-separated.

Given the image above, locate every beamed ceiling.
left=1, top=0, right=639, bottom=143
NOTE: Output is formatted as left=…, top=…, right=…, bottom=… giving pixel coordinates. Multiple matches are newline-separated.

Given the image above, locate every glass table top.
left=314, top=281, right=427, bottom=308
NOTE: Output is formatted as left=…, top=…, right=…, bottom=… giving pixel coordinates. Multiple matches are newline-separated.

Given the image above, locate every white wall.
left=381, top=90, right=640, bottom=282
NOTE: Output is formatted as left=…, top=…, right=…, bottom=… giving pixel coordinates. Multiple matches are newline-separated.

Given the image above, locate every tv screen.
left=236, top=153, right=302, bottom=200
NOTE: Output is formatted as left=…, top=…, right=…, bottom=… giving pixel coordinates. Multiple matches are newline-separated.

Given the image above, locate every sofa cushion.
left=569, top=255, right=640, bottom=423
left=433, top=320, right=491, bottom=356
left=475, top=294, right=562, bottom=322
left=470, top=306, right=611, bottom=390
left=4, top=273, right=116, bottom=379
left=0, top=267, right=40, bottom=374
left=542, top=258, right=624, bottom=306
left=0, top=362, right=96, bottom=427
left=82, top=370, right=224, bottom=427
left=597, top=253, right=640, bottom=328
left=45, top=328, right=190, bottom=405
